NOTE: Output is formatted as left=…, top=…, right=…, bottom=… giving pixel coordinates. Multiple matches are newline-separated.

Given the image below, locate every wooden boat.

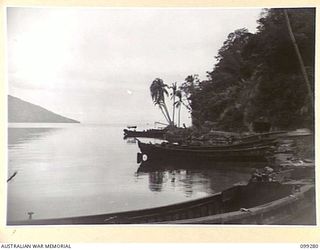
left=137, top=140, right=275, bottom=162
left=8, top=177, right=315, bottom=225
left=127, top=126, right=137, bottom=129
left=166, top=137, right=277, bottom=150
left=123, top=128, right=166, bottom=139
left=240, top=131, right=288, bottom=141
left=241, top=130, right=312, bottom=141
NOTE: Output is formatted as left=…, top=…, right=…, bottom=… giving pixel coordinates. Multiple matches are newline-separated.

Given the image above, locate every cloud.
left=7, top=7, right=261, bottom=124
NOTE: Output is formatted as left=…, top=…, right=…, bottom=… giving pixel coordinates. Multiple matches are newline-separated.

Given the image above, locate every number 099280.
left=300, top=244, right=318, bottom=248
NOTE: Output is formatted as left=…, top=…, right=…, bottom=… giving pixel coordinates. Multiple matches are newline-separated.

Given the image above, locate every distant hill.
left=8, top=95, right=80, bottom=123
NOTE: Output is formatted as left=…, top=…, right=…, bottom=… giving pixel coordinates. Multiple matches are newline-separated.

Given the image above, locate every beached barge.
left=8, top=176, right=315, bottom=225
left=137, top=140, right=275, bottom=162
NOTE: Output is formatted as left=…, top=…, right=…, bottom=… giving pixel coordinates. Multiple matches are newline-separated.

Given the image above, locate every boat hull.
left=138, top=141, right=274, bottom=162
left=162, top=183, right=315, bottom=225
left=7, top=180, right=315, bottom=225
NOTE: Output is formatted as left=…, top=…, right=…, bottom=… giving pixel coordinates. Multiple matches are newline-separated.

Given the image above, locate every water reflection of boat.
left=8, top=174, right=314, bottom=225
left=137, top=162, right=253, bottom=195
left=136, top=160, right=266, bottom=173
left=137, top=140, right=275, bottom=163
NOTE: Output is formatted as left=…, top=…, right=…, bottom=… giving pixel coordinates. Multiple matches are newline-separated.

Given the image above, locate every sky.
left=7, top=7, right=262, bottom=126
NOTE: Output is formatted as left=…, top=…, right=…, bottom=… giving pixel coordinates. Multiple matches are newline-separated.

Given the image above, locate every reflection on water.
left=148, top=171, right=165, bottom=192
left=136, top=161, right=255, bottom=197
left=8, top=124, right=254, bottom=222
left=8, top=128, right=60, bottom=147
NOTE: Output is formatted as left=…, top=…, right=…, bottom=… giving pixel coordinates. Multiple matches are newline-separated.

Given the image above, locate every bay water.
left=7, top=123, right=253, bottom=222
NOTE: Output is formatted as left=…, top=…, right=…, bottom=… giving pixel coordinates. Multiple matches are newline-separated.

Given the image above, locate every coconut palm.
left=170, top=82, right=177, bottom=126
left=174, top=90, right=183, bottom=127
left=150, top=78, right=172, bottom=124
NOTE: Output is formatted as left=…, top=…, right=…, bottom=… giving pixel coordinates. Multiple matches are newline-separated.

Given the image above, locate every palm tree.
left=174, top=90, right=183, bottom=127
left=170, top=82, right=177, bottom=126
left=150, top=78, right=172, bottom=124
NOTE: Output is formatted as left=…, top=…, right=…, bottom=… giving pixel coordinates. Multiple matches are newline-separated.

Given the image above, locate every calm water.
left=7, top=123, right=253, bottom=222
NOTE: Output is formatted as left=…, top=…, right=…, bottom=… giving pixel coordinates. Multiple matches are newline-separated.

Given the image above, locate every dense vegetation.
left=180, top=8, right=315, bottom=132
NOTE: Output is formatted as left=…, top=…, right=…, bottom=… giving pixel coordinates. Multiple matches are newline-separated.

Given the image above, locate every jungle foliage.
left=182, top=8, right=315, bottom=132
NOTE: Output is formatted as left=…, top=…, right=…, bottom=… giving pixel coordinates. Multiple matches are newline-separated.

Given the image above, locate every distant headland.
left=8, top=95, right=80, bottom=123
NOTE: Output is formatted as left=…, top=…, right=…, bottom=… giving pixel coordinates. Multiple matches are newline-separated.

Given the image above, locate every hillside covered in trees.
left=181, top=8, right=315, bottom=132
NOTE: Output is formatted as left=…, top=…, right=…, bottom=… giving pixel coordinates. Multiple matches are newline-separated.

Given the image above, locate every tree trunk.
left=162, top=103, right=172, bottom=125
left=284, top=9, right=313, bottom=108
left=159, top=105, right=170, bottom=124
left=172, top=94, right=176, bottom=126
left=178, top=105, right=181, bottom=127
